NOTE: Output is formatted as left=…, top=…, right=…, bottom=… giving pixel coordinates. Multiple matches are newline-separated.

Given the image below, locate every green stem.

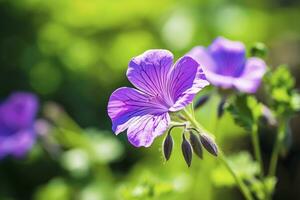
left=268, top=120, right=286, bottom=177
left=190, top=102, right=195, bottom=118
left=251, top=125, right=264, bottom=177
left=251, top=125, right=270, bottom=200
left=182, top=109, right=209, bottom=134
left=182, top=109, right=253, bottom=200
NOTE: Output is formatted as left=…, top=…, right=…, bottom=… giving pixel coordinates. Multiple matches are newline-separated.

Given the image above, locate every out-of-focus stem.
left=251, top=124, right=271, bottom=199
left=268, top=120, right=286, bottom=177
left=251, top=124, right=264, bottom=177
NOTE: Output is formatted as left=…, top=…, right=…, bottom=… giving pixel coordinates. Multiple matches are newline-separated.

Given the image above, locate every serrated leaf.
left=264, top=65, right=299, bottom=115
left=227, top=95, right=262, bottom=131
left=267, top=65, right=295, bottom=90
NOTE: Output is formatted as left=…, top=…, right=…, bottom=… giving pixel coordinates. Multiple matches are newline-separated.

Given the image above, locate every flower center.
left=150, top=92, right=174, bottom=111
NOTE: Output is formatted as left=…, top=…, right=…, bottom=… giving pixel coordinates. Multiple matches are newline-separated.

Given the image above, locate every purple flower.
left=188, top=37, right=267, bottom=93
left=107, top=50, right=209, bottom=147
left=0, top=92, right=38, bottom=159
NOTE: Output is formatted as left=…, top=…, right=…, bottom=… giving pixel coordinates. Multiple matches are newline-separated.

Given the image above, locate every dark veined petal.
left=107, top=87, right=167, bottom=135
left=127, top=49, right=174, bottom=99
left=0, top=92, right=38, bottom=131
left=233, top=58, right=267, bottom=93
left=168, top=56, right=209, bottom=112
left=208, top=37, right=246, bottom=77
left=0, top=129, right=35, bottom=158
left=127, top=113, right=170, bottom=147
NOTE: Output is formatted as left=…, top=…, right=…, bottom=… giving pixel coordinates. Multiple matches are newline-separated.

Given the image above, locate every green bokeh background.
left=0, top=0, right=300, bottom=200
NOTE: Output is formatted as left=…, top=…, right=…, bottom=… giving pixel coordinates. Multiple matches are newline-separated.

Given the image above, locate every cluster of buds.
left=162, top=125, right=218, bottom=167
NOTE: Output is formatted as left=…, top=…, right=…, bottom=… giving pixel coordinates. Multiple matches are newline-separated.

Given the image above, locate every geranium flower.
left=0, top=92, right=38, bottom=159
left=188, top=37, right=267, bottom=93
left=107, top=50, right=209, bottom=147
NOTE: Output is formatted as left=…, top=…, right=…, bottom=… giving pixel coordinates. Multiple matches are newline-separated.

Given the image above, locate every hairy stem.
left=182, top=109, right=208, bottom=135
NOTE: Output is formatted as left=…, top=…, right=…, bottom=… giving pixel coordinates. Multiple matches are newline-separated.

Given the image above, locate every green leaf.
left=118, top=172, right=175, bottom=200
left=212, top=152, right=277, bottom=200
left=250, top=42, right=268, bottom=58
left=250, top=178, right=265, bottom=200
left=291, top=92, right=300, bottom=111
left=250, top=176, right=277, bottom=200
left=211, top=151, right=260, bottom=187
left=264, top=65, right=300, bottom=116
left=264, top=177, right=277, bottom=195
left=34, top=178, right=71, bottom=200
left=227, top=95, right=262, bottom=131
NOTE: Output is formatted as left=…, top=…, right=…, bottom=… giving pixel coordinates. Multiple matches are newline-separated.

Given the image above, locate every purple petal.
left=187, top=46, right=234, bottom=88
left=107, top=87, right=167, bottom=134
left=187, top=46, right=217, bottom=72
left=208, top=37, right=246, bottom=77
left=168, top=56, right=209, bottom=112
left=0, top=129, right=35, bottom=158
left=202, top=70, right=235, bottom=89
left=0, top=92, right=38, bottom=131
left=187, top=46, right=233, bottom=88
left=127, top=50, right=173, bottom=96
left=127, top=113, right=170, bottom=147
left=233, top=58, right=267, bottom=93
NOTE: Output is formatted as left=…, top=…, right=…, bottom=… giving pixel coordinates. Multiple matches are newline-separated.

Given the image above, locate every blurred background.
left=0, top=0, right=300, bottom=199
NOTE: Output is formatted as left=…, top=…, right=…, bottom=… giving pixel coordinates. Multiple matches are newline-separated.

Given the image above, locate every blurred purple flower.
left=0, top=92, right=38, bottom=159
left=107, top=50, right=209, bottom=147
left=188, top=37, right=267, bottom=93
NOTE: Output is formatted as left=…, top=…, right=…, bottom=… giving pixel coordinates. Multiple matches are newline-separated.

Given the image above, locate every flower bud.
left=250, top=42, right=268, bottom=58
left=182, top=134, right=192, bottom=167
left=217, top=98, right=226, bottom=118
left=194, top=95, right=210, bottom=109
left=163, top=133, right=173, bottom=161
left=189, top=132, right=203, bottom=159
left=200, top=134, right=218, bottom=156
